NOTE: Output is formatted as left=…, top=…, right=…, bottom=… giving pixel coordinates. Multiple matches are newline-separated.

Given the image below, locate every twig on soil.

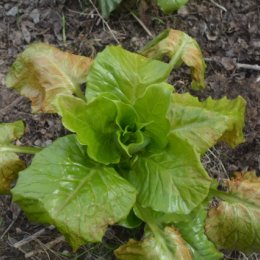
left=24, top=236, right=64, bottom=259
left=205, top=57, right=260, bottom=71
left=236, top=63, right=260, bottom=71
left=88, top=0, right=120, bottom=44
left=209, top=0, right=227, bottom=12
left=12, top=226, right=55, bottom=249
left=208, top=148, right=228, bottom=179
left=130, top=12, right=153, bottom=37
left=0, top=96, right=25, bottom=116
left=0, top=209, right=21, bottom=239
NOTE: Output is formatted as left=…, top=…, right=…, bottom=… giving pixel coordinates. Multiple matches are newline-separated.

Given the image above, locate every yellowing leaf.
left=169, top=93, right=246, bottom=153
left=6, top=43, right=92, bottom=113
left=0, top=121, right=25, bottom=194
left=206, top=172, right=260, bottom=253
left=141, top=29, right=206, bottom=89
left=0, top=153, right=25, bottom=194
left=115, top=226, right=192, bottom=260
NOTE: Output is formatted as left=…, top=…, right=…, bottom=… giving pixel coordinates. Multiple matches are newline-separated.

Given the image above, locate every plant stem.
left=0, top=144, right=42, bottom=154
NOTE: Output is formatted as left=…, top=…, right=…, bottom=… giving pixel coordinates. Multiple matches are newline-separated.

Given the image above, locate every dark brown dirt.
left=0, top=0, right=259, bottom=259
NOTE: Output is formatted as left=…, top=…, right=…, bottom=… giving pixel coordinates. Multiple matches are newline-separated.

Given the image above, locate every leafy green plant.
left=2, top=29, right=259, bottom=259
left=98, top=0, right=189, bottom=18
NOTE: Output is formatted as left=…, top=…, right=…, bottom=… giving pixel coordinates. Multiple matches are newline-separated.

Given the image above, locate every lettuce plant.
left=98, top=0, right=189, bottom=18
left=2, top=29, right=259, bottom=259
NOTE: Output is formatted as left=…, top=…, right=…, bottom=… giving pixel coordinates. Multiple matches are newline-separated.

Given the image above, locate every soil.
left=0, top=0, right=259, bottom=259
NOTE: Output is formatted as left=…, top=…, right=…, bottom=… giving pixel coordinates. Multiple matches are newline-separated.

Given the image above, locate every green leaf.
left=174, top=206, right=223, bottom=260
left=157, top=0, right=189, bottom=13
left=115, top=101, right=149, bottom=156
left=115, top=225, right=192, bottom=260
left=134, top=205, right=222, bottom=260
left=12, top=135, right=137, bottom=250
left=134, top=83, right=172, bottom=150
left=0, top=121, right=24, bottom=144
left=98, top=0, right=122, bottom=18
left=141, top=29, right=206, bottom=89
left=0, top=121, right=25, bottom=194
left=56, top=95, right=121, bottom=165
left=117, top=209, right=143, bottom=229
left=86, top=46, right=171, bottom=103
left=6, top=43, right=92, bottom=113
left=169, top=93, right=246, bottom=153
left=206, top=172, right=260, bottom=253
left=126, top=135, right=211, bottom=214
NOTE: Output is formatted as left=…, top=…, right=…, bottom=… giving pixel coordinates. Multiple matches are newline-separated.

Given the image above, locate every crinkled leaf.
left=0, top=121, right=25, bottom=194
left=134, top=83, right=172, bottom=150
left=169, top=93, right=246, bottom=154
left=141, top=29, right=206, bottom=89
left=56, top=95, right=120, bottom=165
left=206, top=172, right=260, bottom=253
left=115, top=225, right=192, bottom=260
left=12, top=135, right=136, bottom=250
left=115, top=101, right=148, bottom=156
left=86, top=46, right=171, bottom=103
left=98, top=0, right=122, bottom=18
left=126, top=135, right=211, bottom=214
left=157, top=0, right=189, bottom=13
left=6, top=43, right=92, bottom=113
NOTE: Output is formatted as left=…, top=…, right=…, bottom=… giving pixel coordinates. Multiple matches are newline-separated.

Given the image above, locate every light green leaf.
left=86, top=46, right=171, bottom=103
left=134, top=83, right=172, bottom=150
left=6, top=43, right=92, bottom=113
left=0, top=121, right=24, bottom=144
left=141, top=29, right=206, bottom=89
left=0, top=121, right=25, bottom=194
left=12, top=135, right=137, bottom=250
left=56, top=95, right=120, bottom=165
left=169, top=93, right=246, bottom=153
left=98, top=0, right=122, bottom=18
left=115, top=225, right=192, bottom=260
left=134, top=205, right=222, bottom=260
left=115, top=101, right=149, bottom=156
left=157, top=0, right=189, bottom=13
left=126, top=135, right=211, bottom=214
left=174, top=206, right=223, bottom=260
left=206, top=172, right=260, bottom=253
